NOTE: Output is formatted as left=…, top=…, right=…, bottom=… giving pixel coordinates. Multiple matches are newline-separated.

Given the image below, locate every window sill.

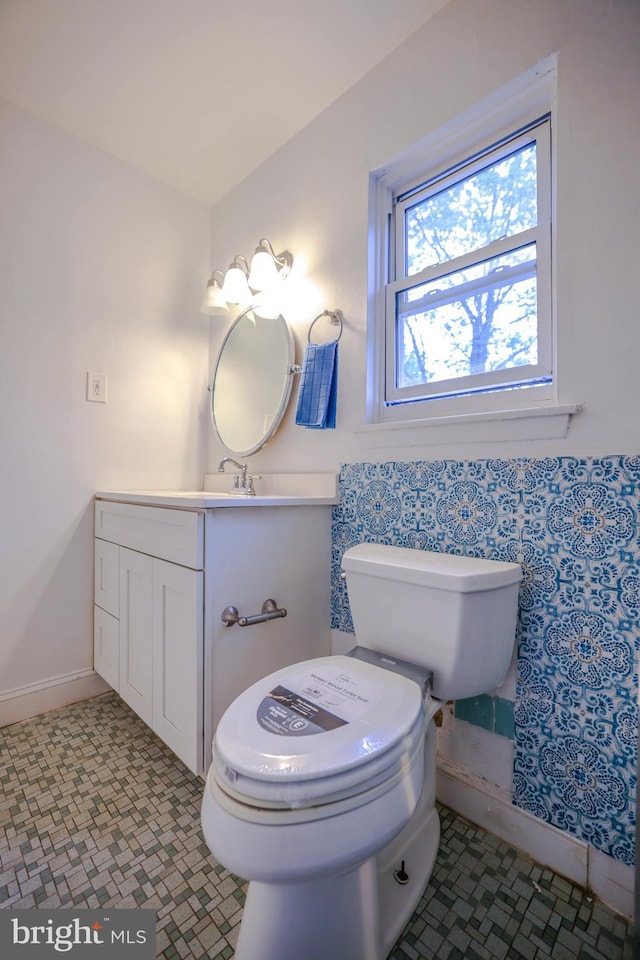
left=356, top=402, right=583, bottom=450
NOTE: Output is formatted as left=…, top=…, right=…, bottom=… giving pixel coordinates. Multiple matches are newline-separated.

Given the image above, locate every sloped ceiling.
left=0, top=0, right=449, bottom=205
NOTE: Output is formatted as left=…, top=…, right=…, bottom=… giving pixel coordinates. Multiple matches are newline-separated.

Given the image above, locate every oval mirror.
left=211, top=306, right=295, bottom=457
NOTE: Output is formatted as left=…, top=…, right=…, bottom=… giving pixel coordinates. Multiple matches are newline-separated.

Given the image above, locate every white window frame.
left=367, top=57, right=559, bottom=428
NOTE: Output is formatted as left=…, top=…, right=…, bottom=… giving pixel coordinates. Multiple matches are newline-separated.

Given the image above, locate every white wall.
left=0, top=98, right=211, bottom=705
left=206, top=0, right=640, bottom=472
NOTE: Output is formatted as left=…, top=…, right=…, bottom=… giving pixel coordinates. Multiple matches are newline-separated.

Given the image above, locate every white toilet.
left=201, top=544, right=521, bottom=960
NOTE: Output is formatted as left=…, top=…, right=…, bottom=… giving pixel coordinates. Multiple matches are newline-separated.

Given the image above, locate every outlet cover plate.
left=87, top=371, right=107, bottom=403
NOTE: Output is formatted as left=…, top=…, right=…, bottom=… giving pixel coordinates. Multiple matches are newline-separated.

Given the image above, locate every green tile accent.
left=494, top=697, right=515, bottom=740
left=455, top=694, right=493, bottom=731
left=454, top=694, right=515, bottom=740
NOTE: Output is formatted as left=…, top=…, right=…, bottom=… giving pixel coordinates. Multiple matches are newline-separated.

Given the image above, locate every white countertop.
left=96, top=473, right=338, bottom=510
left=95, top=490, right=336, bottom=508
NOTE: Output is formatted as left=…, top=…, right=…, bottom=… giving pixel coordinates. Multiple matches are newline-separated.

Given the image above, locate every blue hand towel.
left=295, top=340, right=338, bottom=429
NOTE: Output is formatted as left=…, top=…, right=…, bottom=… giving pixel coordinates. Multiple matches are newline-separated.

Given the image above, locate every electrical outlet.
left=87, top=371, right=107, bottom=403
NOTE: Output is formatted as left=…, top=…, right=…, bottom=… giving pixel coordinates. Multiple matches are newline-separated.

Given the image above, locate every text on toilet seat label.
left=257, top=666, right=384, bottom=736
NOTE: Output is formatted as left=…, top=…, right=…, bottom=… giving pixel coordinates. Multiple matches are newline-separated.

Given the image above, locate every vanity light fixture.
left=200, top=271, right=229, bottom=316
left=201, top=238, right=294, bottom=316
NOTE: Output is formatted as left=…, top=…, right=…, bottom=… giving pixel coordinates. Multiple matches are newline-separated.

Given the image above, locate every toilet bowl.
left=201, top=545, right=521, bottom=960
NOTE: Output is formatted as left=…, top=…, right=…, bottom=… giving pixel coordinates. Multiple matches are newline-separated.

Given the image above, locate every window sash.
left=394, top=118, right=549, bottom=248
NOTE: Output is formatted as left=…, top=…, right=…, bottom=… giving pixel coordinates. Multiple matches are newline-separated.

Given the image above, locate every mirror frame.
left=210, top=305, right=295, bottom=457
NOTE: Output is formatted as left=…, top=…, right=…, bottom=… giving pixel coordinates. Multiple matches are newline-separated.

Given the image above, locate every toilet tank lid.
left=342, top=544, right=522, bottom=592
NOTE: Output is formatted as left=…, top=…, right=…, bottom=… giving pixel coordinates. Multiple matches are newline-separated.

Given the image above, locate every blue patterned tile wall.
left=331, top=457, right=639, bottom=865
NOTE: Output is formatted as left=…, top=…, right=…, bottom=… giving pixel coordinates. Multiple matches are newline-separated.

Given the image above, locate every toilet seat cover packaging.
left=214, top=655, right=423, bottom=784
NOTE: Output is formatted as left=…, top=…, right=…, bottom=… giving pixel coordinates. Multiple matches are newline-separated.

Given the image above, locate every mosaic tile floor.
left=0, top=693, right=634, bottom=959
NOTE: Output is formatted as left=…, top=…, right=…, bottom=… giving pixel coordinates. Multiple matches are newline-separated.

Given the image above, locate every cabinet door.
left=119, top=547, right=154, bottom=726
left=152, top=558, right=203, bottom=775
left=94, top=605, right=119, bottom=690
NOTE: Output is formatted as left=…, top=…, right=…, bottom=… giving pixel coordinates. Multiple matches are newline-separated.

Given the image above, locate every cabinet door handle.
left=221, top=599, right=287, bottom=628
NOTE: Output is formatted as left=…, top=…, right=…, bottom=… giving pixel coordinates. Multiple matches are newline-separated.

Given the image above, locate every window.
left=369, top=63, right=556, bottom=425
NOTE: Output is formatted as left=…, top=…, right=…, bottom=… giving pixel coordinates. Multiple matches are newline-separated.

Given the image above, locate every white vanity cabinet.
left=93, top=488, right=333, bottom=778
left=94, top=500, right=204, bottom=775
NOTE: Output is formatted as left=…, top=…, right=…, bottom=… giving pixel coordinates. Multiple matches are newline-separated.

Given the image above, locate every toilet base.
left=230, top=805, right=440, bottom=960
left=234, top=856, right=381, bottom=960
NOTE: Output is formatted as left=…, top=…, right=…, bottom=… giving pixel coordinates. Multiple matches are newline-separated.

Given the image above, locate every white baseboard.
left=0, top=669, right=111, bottom=728
left=437, top=756, right=634, bottom=921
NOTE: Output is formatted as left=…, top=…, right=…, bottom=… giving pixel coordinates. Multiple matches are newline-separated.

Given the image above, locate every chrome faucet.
left=218, top=457, right=256, bottom=495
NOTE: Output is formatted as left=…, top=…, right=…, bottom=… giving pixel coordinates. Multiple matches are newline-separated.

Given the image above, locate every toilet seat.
left=213, top=655, right=425, bottom=810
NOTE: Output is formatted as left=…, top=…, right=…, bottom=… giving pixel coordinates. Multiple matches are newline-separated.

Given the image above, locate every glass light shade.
left=200, top=277, right=229, bottom=316
left=248, top=249, right=279, bottom=291
left=221, top=266, right=251, bottom=304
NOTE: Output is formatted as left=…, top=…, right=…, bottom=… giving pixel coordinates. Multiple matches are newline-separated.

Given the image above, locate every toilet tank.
left=341, top=544, right=521, bottom=702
